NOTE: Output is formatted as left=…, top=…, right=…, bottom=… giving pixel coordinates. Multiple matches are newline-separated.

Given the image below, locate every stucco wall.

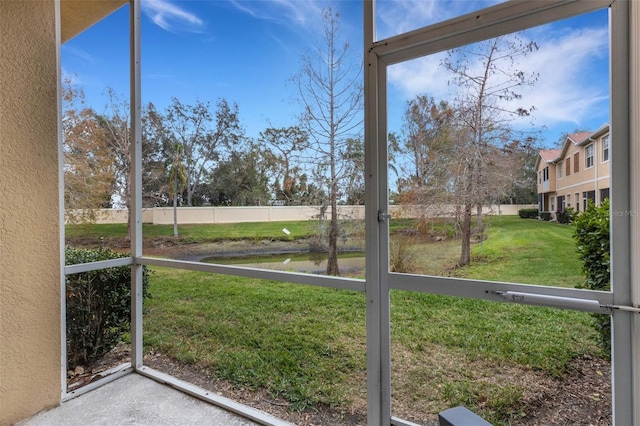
left=72, top=204, right=537, bottom=225
left=0, top=1, right=62, bottom=424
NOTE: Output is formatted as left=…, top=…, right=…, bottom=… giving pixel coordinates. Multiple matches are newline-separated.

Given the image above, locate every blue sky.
left=62, top=0, right=610, bottom=148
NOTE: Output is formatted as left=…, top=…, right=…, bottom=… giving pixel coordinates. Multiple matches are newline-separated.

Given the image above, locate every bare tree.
left=94, top=88, right=135, bottom=237
left=441, top=35, right=539, bottom=266
left=291, top=7, right=363, bottom=276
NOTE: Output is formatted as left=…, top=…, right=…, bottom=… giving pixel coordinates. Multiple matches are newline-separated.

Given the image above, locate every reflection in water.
left=202, top=252, right=365, bottom=275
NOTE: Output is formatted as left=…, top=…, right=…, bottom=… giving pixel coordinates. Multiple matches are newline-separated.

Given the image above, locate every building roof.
left=61, top=0, right=126, bottom=43
left=539, top=148, right=562, bottom=163
left=567, top=131, right=593, bottom=145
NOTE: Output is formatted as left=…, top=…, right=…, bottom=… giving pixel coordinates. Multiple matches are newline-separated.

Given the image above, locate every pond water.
left=202, top=251, right=365, bottom=275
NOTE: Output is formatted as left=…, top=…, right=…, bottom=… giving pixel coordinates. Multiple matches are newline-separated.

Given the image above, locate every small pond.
left=201, top=251, right=365, bottom=275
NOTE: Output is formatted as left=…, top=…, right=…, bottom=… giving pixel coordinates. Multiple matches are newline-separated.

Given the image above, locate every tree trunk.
left=326, top=195, right=340, bottom=276
left=476, top=204, right=484, bottom=236
left=458, top=203, right=472, bottom=267
left=173, top=193, right=179, bottom=237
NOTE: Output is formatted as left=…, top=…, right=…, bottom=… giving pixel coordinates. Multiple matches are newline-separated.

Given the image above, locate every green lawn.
left=461, top=216, right=584, bottom=287
left=141, top=215, right=601, bottom=425
left=66, top=220, right=323, bottom=241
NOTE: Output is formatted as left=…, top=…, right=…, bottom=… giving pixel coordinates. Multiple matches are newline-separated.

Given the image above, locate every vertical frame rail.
left=129, top=0, right=143, bottom=369
left=630, top=3, right=640, bottom=421
left=610, top=0, right=637, bottom=424
left=364, top=1, right=392, bottom=424
left=55, top=0, right=67, bottom=399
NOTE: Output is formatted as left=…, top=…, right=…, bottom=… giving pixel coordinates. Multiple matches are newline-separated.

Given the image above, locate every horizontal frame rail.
left=388, top=272, right=613, bottom=314
left=372, top=0, right=610, bottom=65
left=138, top=256, right=366, bottom=292
left=65, top=257, right=133, bottom=275
left=137, top=367, right=294, bottom=426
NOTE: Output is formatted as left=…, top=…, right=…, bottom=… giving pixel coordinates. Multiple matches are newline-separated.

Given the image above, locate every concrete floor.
left=18, top=373, right=277, bottom=426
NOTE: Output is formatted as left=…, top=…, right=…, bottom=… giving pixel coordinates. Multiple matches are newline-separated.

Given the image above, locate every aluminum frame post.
left=129, top=0, right=143, bottom=369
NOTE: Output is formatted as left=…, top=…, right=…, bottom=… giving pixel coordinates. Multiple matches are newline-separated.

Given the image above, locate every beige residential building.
left=536, top=125, right=610, bottom=215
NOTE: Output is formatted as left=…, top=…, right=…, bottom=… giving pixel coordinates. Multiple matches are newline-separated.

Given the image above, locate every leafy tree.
left=343, top=137, right=366, bottom=205
left=291, top=6, right=363, bottom=275
left=395, top=96, right=456, bottom=206
left=399, top=95, right=456, bottom=189
left=441, top=35, right=539, bottom=266
left=201, top=140, right=274, bottom=206
left=62, top=79, right=115, bottom=223
left=142, top=102, right=170, bottom=207
left=500, top=137, right=540, bottom=204
left=259, top=126, right=310, bottom=205
left=162, top=97, right=243, bottom=206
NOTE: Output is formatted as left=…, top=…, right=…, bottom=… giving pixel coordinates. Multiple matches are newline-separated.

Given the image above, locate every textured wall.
left=0, top=1, right=62, bottom=424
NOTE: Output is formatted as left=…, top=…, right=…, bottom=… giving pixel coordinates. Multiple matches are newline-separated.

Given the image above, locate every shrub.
left=573, top=199, right=610, bottom=355
left=556, top=207, right=576, bottom=224
left=65, top=246, right=150, bottom=368
left=539, top=211, right=552, bottom=221
left=390, top=238, right=419, bottom=273
left=518, top=208, right=538, bottom=219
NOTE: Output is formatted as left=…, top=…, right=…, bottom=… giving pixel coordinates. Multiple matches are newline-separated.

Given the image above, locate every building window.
left=543, top=166, right=549, bottom=182
left=603, top=135, right=610, bottom=162
left=566, top=193, right=571, bottom=207
left=575, top=192, right=580, bottom=212
left=566, top=158, right=571, bottom=176
left=574, top=152, right=580, bottom=173
left=557, top=195, right=565, bottom=212
left=583, top=190, right=596, bottom=210
left=558, top=163, right=563, bottom=178
left=586, top=144, right=594, bottom=168
left=600, top=188, right=610, bottom=202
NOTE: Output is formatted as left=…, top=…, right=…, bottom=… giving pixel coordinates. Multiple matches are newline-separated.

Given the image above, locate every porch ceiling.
left=61, top=0, right=127, bottom=43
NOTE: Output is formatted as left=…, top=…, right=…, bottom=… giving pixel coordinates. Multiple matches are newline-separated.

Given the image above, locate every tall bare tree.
left=291, top=7, right=363, bottom=276
left=442, top=35, right=539, bottom=266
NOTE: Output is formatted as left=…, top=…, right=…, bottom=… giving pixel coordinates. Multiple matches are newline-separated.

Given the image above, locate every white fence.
left=67, top=204, right=537, bottom=225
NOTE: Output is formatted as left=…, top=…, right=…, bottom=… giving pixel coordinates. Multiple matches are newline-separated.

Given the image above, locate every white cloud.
left=387, top=24, right=609, bottom=131
left=517, top=27, right=609, bottom=126
left=376, top=0, right=503, bottom=40
left=388, top=53, right=451, bottom=100
left=228, top=0, right=323, bottom=27
left=142, top=0, right=204, bottom=32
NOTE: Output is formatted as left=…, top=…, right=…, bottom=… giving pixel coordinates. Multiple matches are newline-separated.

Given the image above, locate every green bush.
left=518, top=208, right=538, bottom=219
left=65, top=246, right=149, bottom=368
left=539, top=211, right=552, bottom=221
left=573, top=199, right=610, bottom=355
left=556, top=207, right=576, bottom=224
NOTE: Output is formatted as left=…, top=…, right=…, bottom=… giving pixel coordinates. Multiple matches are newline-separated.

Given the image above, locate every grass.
left=459, top=216, right=584, bottom=287
left=66, top=220, right=323, bottom=241
left=144, top=270, right=367, bottom=410
left=139, top=215, right=602, bottom=425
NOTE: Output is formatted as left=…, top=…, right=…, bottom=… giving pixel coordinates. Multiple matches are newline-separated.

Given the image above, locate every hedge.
left=573, top=199, right=610, bottom=355
left=518, top=208, right=538, bottom=219
left=65, top=246, right=149, bottom=368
